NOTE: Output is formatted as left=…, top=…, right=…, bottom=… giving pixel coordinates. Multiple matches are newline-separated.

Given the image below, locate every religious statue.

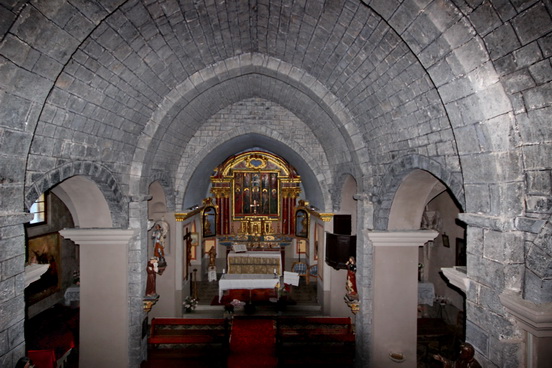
left=152, top=220, right=168, bottom=272
left=203, top=215, right=212, bottom=235
left=145, top=258, right=159, bottom=297
left=433, top=343, right=482, bottom=368
left=208, top=246, right=217, bottom=267
left=345, top=256, right=358, bottom=300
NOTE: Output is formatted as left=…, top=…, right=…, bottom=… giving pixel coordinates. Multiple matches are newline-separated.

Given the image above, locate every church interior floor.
left=25, top=278, right=455, bottom=368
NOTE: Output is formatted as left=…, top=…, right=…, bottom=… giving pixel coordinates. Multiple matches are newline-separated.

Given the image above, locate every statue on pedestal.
left=145, top=258, right=159, bottom=297
left=346, top=256, right=358, bottom=300
left=208, top=246, right=217, bottom=267
left=152, top=220, right=169, bottom=273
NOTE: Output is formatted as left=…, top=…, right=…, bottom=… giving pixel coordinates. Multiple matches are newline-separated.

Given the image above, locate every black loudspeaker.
left=325, top=233, right=356, bottom=270
left=333, top=214, right=352, bottom=235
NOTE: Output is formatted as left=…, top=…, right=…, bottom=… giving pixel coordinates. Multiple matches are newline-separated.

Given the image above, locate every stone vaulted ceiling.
left=10, top=0, right=457, bottom=211
left=1, top=0, right=549, bottom=220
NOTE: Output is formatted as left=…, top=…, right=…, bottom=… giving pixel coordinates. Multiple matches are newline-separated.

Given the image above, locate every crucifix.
left=250, top=199, right=259, bottom=214
left=183, top=229, right=192, bottom=278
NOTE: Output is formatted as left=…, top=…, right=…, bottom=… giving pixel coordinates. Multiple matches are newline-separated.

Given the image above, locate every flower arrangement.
left=183, top=296, right=198, bottom=312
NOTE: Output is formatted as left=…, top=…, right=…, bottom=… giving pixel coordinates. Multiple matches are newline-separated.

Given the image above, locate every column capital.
left=366, top=230, right=438, bottom=247
left=458, top=213, right=515, bottom=231
left=441, top=266, right=469, bottom=293
left=60, top=228, right=138, bottom=245
left=500, top=291, right=552, bottom=338
left=129, top=195, right=152, bottom=202
left=353, top=192, right=372, bottom=202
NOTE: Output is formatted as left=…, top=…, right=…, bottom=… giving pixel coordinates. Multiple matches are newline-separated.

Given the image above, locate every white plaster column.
left=60, top=228, right=137, bottom=368
left=368, top=230, right=438, bottom=368
left=500, top=291, right=552, bottom=368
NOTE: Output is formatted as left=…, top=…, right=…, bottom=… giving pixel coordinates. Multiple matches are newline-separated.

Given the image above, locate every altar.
left=218, top=273, right=280, bottom=302
left=227, top=251, right=282, bottom=275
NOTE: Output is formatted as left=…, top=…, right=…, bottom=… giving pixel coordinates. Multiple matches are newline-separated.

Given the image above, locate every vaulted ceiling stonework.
left=1, top=0, right=551, bottom=367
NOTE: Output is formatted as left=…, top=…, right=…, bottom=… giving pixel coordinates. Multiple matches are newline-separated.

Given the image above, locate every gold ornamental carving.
left=211, top=187, right=231, bottom=198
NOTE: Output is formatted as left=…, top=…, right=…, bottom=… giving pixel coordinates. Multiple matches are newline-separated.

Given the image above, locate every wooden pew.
left=148, top=318, right=230, bottom=349
left=276, top=316, right=355, bottom=367
left=276, top=316, right=355, bottom=343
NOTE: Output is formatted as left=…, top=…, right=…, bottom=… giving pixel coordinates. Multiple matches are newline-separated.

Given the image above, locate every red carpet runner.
left=228, top=318, right=277, bottom=368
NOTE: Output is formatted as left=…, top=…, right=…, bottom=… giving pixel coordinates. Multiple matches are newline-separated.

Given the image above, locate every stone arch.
left=131, top=53, right=366, bottom=202
left=25, top=161, right=128, bottom=228
left=331, top=171, right=360, bottom=214
left=147, top=171, right=175, bottom=212
left=362, top=0, right=518, bottom=217
left=374, top=154, right=465, bottom=231
left=176, top=127, right=333, bottom=213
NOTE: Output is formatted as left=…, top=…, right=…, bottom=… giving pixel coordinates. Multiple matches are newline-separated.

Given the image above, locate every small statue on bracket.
left=344, top=256, right=360, bottom=314
left=152, top=220, right=169, bottom=274
left=145, top=257, right=159, bottom=297
left=345, top=256, right=358, bottom=301
left=208, top=246, right=217, bottom=267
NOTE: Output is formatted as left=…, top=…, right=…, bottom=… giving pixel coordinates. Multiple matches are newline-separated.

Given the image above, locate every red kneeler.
left=28, top=349, right=56, bottom=368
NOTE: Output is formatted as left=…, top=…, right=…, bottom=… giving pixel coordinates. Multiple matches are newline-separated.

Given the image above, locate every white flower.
left=183, top=296, right=198, bottom=310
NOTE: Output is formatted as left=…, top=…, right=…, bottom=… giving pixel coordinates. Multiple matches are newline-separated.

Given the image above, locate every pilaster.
left=368, top=230, right=438, bottom=368
left=500, top=291, right=552, bottom=368
left=60, top=228, right=137, bottom=368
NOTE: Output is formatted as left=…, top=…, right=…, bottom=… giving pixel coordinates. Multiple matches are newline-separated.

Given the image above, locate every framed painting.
left=25, top=232, right=61, bottom=304
left=297, top=239, right=307, bottom=254
left=442, top=233, right=450, bottom=248
left=202, top=206, right=216, bottom=238
left=295, top=209, right=309, bottom=238
left=233, top=171, right=279, bottom=217
left=456, top=238, right=466, bottom=266
left=204, top=238, right=216, bottom=255
left=190, top=232, right=199, bottom=260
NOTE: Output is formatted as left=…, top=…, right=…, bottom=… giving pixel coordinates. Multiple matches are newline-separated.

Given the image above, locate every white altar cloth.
left=218, top=273, right=280, bottom=302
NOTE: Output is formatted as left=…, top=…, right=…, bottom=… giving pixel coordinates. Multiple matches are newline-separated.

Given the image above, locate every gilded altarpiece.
left=210, top=151, right=302, bottom=239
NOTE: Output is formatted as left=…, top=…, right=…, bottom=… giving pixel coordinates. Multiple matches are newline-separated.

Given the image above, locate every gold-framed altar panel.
left=232, top=170, right=281, bottom=219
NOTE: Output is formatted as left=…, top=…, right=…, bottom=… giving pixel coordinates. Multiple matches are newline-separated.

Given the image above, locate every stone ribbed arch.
left=24, top=161, right=128, bottom=228
left=362, top=0, right=519, bottom=217
left=330, top=169, right=363, bottom=213
left=131, top=53, right=366, bottom=199
left=147, top=171, right=176, bottom=212
left=175, top=124, right=333, bottom=212
left=373, top=154, right=465, bottom=230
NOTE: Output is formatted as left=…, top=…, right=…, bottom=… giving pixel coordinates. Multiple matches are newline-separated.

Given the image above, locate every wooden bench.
left=148, top=318, right=230, bottom=349
left=276, top=316, right=355, bottom=367
left=276, top=316, right=355, bottom=344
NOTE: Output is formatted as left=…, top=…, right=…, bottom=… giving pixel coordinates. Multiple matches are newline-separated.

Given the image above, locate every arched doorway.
left=370, top=169, right=465, bottom=367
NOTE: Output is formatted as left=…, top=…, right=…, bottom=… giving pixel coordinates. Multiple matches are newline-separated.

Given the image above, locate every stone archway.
left=368, top=168, right=462, bottom=368
left=26, top=171, right=135, bottom=368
